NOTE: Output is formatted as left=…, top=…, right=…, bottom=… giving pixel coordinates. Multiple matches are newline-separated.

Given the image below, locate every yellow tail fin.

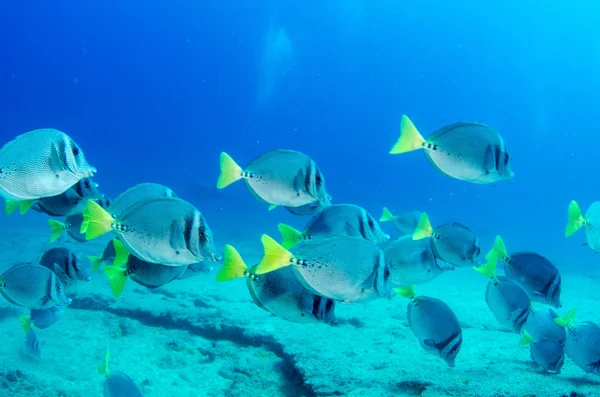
left=278, top=223, right=302, bottom=249
left=518, top=330, right=534, bottom=346
left=268, top=204, right=278, bottom=211
left=412, top=212, right=433, bottom=240
left=379, top=207, right=395, bottom=222
left=474, top=257, right=497, bottom=279
left=217, top=152, right=243, bottom=189
left=485, top=235, right=508, bottom=262
left=112, top=239, right=130, bottom=268
left=103, top=266, right=128, bottom=298
left=97, top=350, right=110, bottom=376
left=19, top=200, right=34, bottom=215
left=49, top=219, right=66, bottom=243
left=82, top=200, right=114, bottom=240
left=254, top=234, right=294, bottom=275
left=389, top=115, right=426, bottom=154
left=554, top=308, right=576, bottom=327
left=4, top=200, right=19, bottom=215
left=216, top=245, right=248, bottom=282
left=88, top=255, right=103, bottom=272
left=19, top=316, right=32, bottom=333
left=394, top=285, right=416, bottom=299
left=565, top=200, right=585, bottom=237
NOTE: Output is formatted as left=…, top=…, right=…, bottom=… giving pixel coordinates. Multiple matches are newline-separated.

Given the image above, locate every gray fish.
left=0, top=129, right=96, bottom=207
left=98, top=351, right=144, bottom=397
left=34, top=178, right=103, bottom=217
left=109, top=182, right=176, bottom=218
left=20, top=306, right=65, bottom=332
left=255, top=235, right=392, bottom=303
left=384, top=235, right=452, bottom=287
left=397, top=287, right=462, bottom=367
left=39, top=247, right=91, bottom=284
left=82, top=197, right=218, bottom=266
left=530, top=340, right=565, bottom=373
left=89, top=239, right=121, bottom=272
left=379, top=207, right=423, bottom=234
left=485, top=276, right=531, bottom=333
left=502, top=252, right=562, bottom=308
left=413, top=213, right=480, bottom=268
left=390, top=116, right=514, bottom=184
left=563, top=321, right=600, bottom=375
left=0, top=263, right=71, bottom=309
left=278, top=204, right=389, bottom=249
left=285, top=197, right=331, bottom=216
left=217, top=150, right=330, bottom=208
left=177, top=261, right=215, bottom=280
left=565, top=200, right=600, bottom=253
left=522, top=307, right=566, bottom=345
left=24, top=328, right=41, bottom=360
left=216, top=245, right=336, bottom=324
left=48, top=196, right=111, bottom=243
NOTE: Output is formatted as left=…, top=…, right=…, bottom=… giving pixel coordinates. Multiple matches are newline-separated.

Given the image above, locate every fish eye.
left=384, top=268, right=390, bottom=278
left=72, top=147, right=80, bottom=156
left=84, top=181, right=91, bottom=188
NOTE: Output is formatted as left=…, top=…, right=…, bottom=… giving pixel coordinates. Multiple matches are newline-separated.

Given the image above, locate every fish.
left=520, top=332, right=565, bottom=373
left=554, top=310, right=600, bottom=375
left=98, top=350, right=144, bottom=397
left=23, top=328, right=41, bottom=360
left=177, top=261, right=215, bottom=280
left=520, top=306, right=566, bottom=346
left=0, top=128, right=96, bottom=214
left=278, top=204, right=389, bottom=249
left=39, top=247, right=92, bottom=284
left=81, top=197, right=218, bottom=267
left=384, top=235, right=453, bottom=287
left=32, top=178, right=103, bottom=217
left=475, top=258, right=530, bottom=333
left=216, top=245, right=337, bottom=324
left=20, top=306, right=65, bottom=332
left=379, top=207, right=422, bottom=234
left=565, top=200, right=600, bottom=253
left=412, top=213, right=480, bottom=268
left=396, top=286, right=462, bottom=367
left=48, top=197, right=111, bottom=243
left=103, top=256, right=188, bottom=298
left=254, top=235, right=392, bottom=303
left=285, top=197, right=331, bottom=216
left=108, top=182, right=176, bottom=218
left=88, top=239, right=122, bottom=272
left=0, top=263, right=71, bottom=309
left=389, top=116, right=514, bottom=184
left=486, top=236, right=562, bottom=308
left=217, top=150, right=330, bottom=208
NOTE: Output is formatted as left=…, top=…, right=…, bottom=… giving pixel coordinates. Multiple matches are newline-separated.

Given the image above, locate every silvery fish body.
left=125, top=256, right=188, bottom=289
left=285, top=197, right=331, bottom=216
left=177, top=262, right=214, bottom=280
left=0, top=263, right=70, bottom=309
left=35, top=178, right=103, bottom=216
left=407, top=296, right=462, bottom=367
left=24, top=329, right=41, bottom=360
left=530, top=340, right=565, bottom=373
left=39, top=247, right=91, bottom=283
left=429, top=223, right=480, bottom=268
left=65, top=213, right=88, bottom=242
left=580, top=202, right=600, bottom=253
left=524, top=307, right=566, bottom=345
left=564, top=322, right=600, bottom=375
left=0, top=129, right=96, bottom=200
left=503, top=252, right=562, bottom=308
left=485, top=276, right=530, bottom=333
left=104, top=371, right=144, bottom=397
left=109, top=182, right=176, bottom=217
left=390, top=210, right=422, bottom=234
left=30, top=306, right=65, bottom=329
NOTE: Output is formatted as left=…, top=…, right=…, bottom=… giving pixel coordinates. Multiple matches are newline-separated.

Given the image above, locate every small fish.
left=217, top=150, right=330, bottom=208
left=0, top=263, right=71, bottom=309
left=33, top=178, right=103, bottom=217
left=486, top=236, right=562, bottom=308
left=39, top=247, right=91, bottom=284
left=520, top=332, right=565, bottom=373
left=24, top=328, right=41, bottom=360
left=520, top=306, right=566, bottom=346
left=109, top=182, right=176, bottom=218
left=384, top=235, right=453, bottom=287
left=475, top=259, right=530, bottom=333
left=98, top=350, right=144, bottom=397
left=217, top=245, right=337, bottom=324
left=396, top=286, right=462, bottom=367
left=285, top=197, right=331, bottom=216
left=81, top=197, right=218, bottom=266
left=389, top=116, right=514, bottom=184
left=254, top=235, right=392, bottom=303
left=412, top=213, right=480, bottom=268
left=0, top=128, right=96, bottom=214
left=278, top=204, right=389, bottom=249
left=88, top=239, right=122, bottom=272
left=379, top=207, right=423, bottom=234
left=565, top=200, right=600, bottom=253
left=20, top=306, right=65, bottom=332
left=554, top=310, right=600, bottom=375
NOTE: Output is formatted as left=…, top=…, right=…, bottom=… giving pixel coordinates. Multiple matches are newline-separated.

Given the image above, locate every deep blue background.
left=1, top=1, right=600, bottom=269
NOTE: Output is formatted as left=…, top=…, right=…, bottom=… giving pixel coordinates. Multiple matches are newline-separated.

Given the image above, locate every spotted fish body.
left=0, top=129, right=96, bottom=200
left=485, top=276, right=530, bottom=333
left=503, top=252, right=562, bottom=308
left=109, top=183, right=176, bottom=218
left=0, top=263, right=70, bottom=310
left=564, top=322, right=600, bottom=375
left=530, top=340, right=565, bottom=373
left=429, top=223, right=481, bottom=268
left=407, top=296, right=463, bottom=367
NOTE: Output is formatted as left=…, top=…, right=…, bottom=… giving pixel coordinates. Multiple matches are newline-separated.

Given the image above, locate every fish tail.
left=97, top=350, right=110, bottom=376
left=48, top=219, right=66, bottom=243
left=565, top=200, right=585, bottom=237
left=394, top=285, right=416, bottom=299
left=4, top=200, right=19, bottom=215
left=103, top=266, right=128, bottom=298
left=254, top=234, right=294, bottom=275
left=474, top=257, right=497, bottom=279
left=278, top=223, right=302, bottom=249
left=88, top=255, right=104, bottom=272
left=412, top=212, right=433, bottom=240
left=554, top=308, right=576, bottom=328
left=19, top=316, right=32, bottom=333
left=379, top=207, right=395, bottom=222
left=112, top=239, right=130, bottom=267
left=216, top=245, right=248, bottom=282
left=518, top=330, right=535, bottom=346
left=484, top=235, right=508, bottom=262
left=19, top=200, right=34, bottom=215
left=389, top=115, right=425, bottom=154
left=217, top=152, right=243, bottom=189
left=268, top=204, right=278, bottom=211
left=81, top=200, right=114, bottom=240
